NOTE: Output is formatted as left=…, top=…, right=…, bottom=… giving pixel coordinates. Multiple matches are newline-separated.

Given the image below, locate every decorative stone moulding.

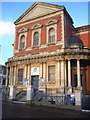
left=46, top=19, right=58, bottom=26
left=18, top=27, right=29, bottom=33
left=31, top=23, right=43, bottom=30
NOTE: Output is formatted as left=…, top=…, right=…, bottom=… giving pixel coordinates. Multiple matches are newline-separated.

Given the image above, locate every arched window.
left=20, top=35, right=25, bottom=49
left=48, top=28, right=55, bottom=43
left=33, top=32, right=39, bottom=46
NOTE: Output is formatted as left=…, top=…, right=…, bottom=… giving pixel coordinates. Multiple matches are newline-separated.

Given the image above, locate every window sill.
left=31, top=45, right=40, bottom=49
left=19, top=48, right=26, bottom=51
left=47, top=43, right=56, bottom=46
left=47, top=81, right=56, bottom=84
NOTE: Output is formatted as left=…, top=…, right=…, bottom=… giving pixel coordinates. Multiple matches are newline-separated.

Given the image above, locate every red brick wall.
left=75, top=32, right=90, bottom=47
left=64, top=14, right=73, bottom=43
left=86, top=65, right=90, bottom=94
left=14, top=15, right=62, bottom=56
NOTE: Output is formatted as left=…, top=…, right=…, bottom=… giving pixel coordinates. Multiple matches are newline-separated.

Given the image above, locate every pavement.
left=2, top=97, right=90, bottom=113
left=6, top=98, right=82, bottom=112
left=27, top=100, right=82, bottom=112
left=2, top=99, right=90, bottom=118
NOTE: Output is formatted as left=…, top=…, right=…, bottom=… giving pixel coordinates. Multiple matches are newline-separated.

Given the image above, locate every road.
left=1, top=100, right=90, bottom=119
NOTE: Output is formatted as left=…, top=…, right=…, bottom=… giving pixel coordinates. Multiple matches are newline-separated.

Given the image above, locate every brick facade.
left=5, top=2, right=90, bottom=102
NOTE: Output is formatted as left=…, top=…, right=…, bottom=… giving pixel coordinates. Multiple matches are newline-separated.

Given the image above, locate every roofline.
left=14, top=2, right=73, bottom=25
left=73, top=24, right=90, bottom=34
left=63, top=6, right=73, bottom=24
left=75, top=24, right=90, bottom=29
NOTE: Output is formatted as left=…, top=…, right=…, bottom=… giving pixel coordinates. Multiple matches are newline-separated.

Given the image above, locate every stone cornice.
left=6, top=48, right=90, bottom=66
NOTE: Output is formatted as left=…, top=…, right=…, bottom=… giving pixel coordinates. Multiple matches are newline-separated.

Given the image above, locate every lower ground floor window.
left=18, top=69, right=23, bottom=82
left=48, top=65, right=55, bottom=81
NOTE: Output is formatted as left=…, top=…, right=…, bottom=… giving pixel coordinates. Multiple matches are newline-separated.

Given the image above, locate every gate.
left=81, top=95, right=90, bottom=110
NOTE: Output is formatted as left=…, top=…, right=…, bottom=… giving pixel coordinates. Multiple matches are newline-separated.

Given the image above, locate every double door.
left=31, top=75, right=39, bottom=94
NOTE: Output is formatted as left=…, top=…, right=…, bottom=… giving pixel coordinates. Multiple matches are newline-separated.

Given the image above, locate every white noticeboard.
left=31, top=67, right=39, bottom=76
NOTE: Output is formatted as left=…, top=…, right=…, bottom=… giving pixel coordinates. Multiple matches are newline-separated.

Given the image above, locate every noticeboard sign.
left=31, top=67, right=39, bottom=76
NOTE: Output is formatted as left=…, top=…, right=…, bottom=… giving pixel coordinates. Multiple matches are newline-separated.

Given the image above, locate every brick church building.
left=5, top=2, right=90, bottom=105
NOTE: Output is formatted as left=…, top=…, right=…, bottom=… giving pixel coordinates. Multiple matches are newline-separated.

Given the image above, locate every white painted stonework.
left=21, top=5, right=60, bottom=22
left=75, top=91, right=82, bottom=106
left=9, top=86, right=16, bottom=99
left=26, top=85, right=32, bottom=101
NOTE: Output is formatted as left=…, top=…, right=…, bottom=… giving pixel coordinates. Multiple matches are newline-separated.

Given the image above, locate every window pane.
left=48, top=28, right=55, bottom=43
left=18, top=69, right=23, bottom=82
left=33, top=32, right=39, bottom=46
left=20, top=35, right=25, bottom=49
left=48, top=65, right=55, bottom=81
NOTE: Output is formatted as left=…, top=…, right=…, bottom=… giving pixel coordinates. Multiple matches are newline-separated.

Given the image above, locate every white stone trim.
left=18, top=27, right=28, bottom=33
left=61, top=12, right=65, bottom=48
left=46, top=19, right=58, bottom=26
left=31, top=23, right=42, bottom=30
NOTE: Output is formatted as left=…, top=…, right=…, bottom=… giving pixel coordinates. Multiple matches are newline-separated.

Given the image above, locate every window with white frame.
left=48, top=28, right=55, bottom=44
left=20, top=35, right=25, bottom=49
left=48, top=65, right=55, bottom=81
left=33, top=32, right=39, bottom=47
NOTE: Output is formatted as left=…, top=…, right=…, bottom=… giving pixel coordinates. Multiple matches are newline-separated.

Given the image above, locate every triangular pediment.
left=15, top=2, right=63, bottom=25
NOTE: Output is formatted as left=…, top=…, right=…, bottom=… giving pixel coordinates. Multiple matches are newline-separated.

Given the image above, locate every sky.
left=0, top=0, right=89, bottom=65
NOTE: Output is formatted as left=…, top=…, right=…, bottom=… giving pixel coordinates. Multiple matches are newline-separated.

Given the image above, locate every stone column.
left=24, top=64, right=27, bottom=79
left=13, top=66, right=16, bottom=86
left=40, top=63, right=43, bottom=78
left=60, top=60, right=64, bottom=93
left=64, top=60, right=67, bottom=93
left=42, top=62, right=46, bottom=93
left=27, top=64, right=30, bottom=85
left=68, top=60, right=72, bottom=93
left=10, top=66, right=13, bottom=86
left=77, top=59, right=81, bottom=87
left=43, top=62, right=46, bottom=80
left=56, top=61, right=60, bottom=93
left=74, top=59, right=82, bottom=106
left=5, top=65, right=8, bottom=87
left=9, top=66, right=16, bottom=100
left=9, top=85, right=16, bottom=99
left=26, top=85, right=32, bottom=104
left=75, top=91, right=82, bottom=106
